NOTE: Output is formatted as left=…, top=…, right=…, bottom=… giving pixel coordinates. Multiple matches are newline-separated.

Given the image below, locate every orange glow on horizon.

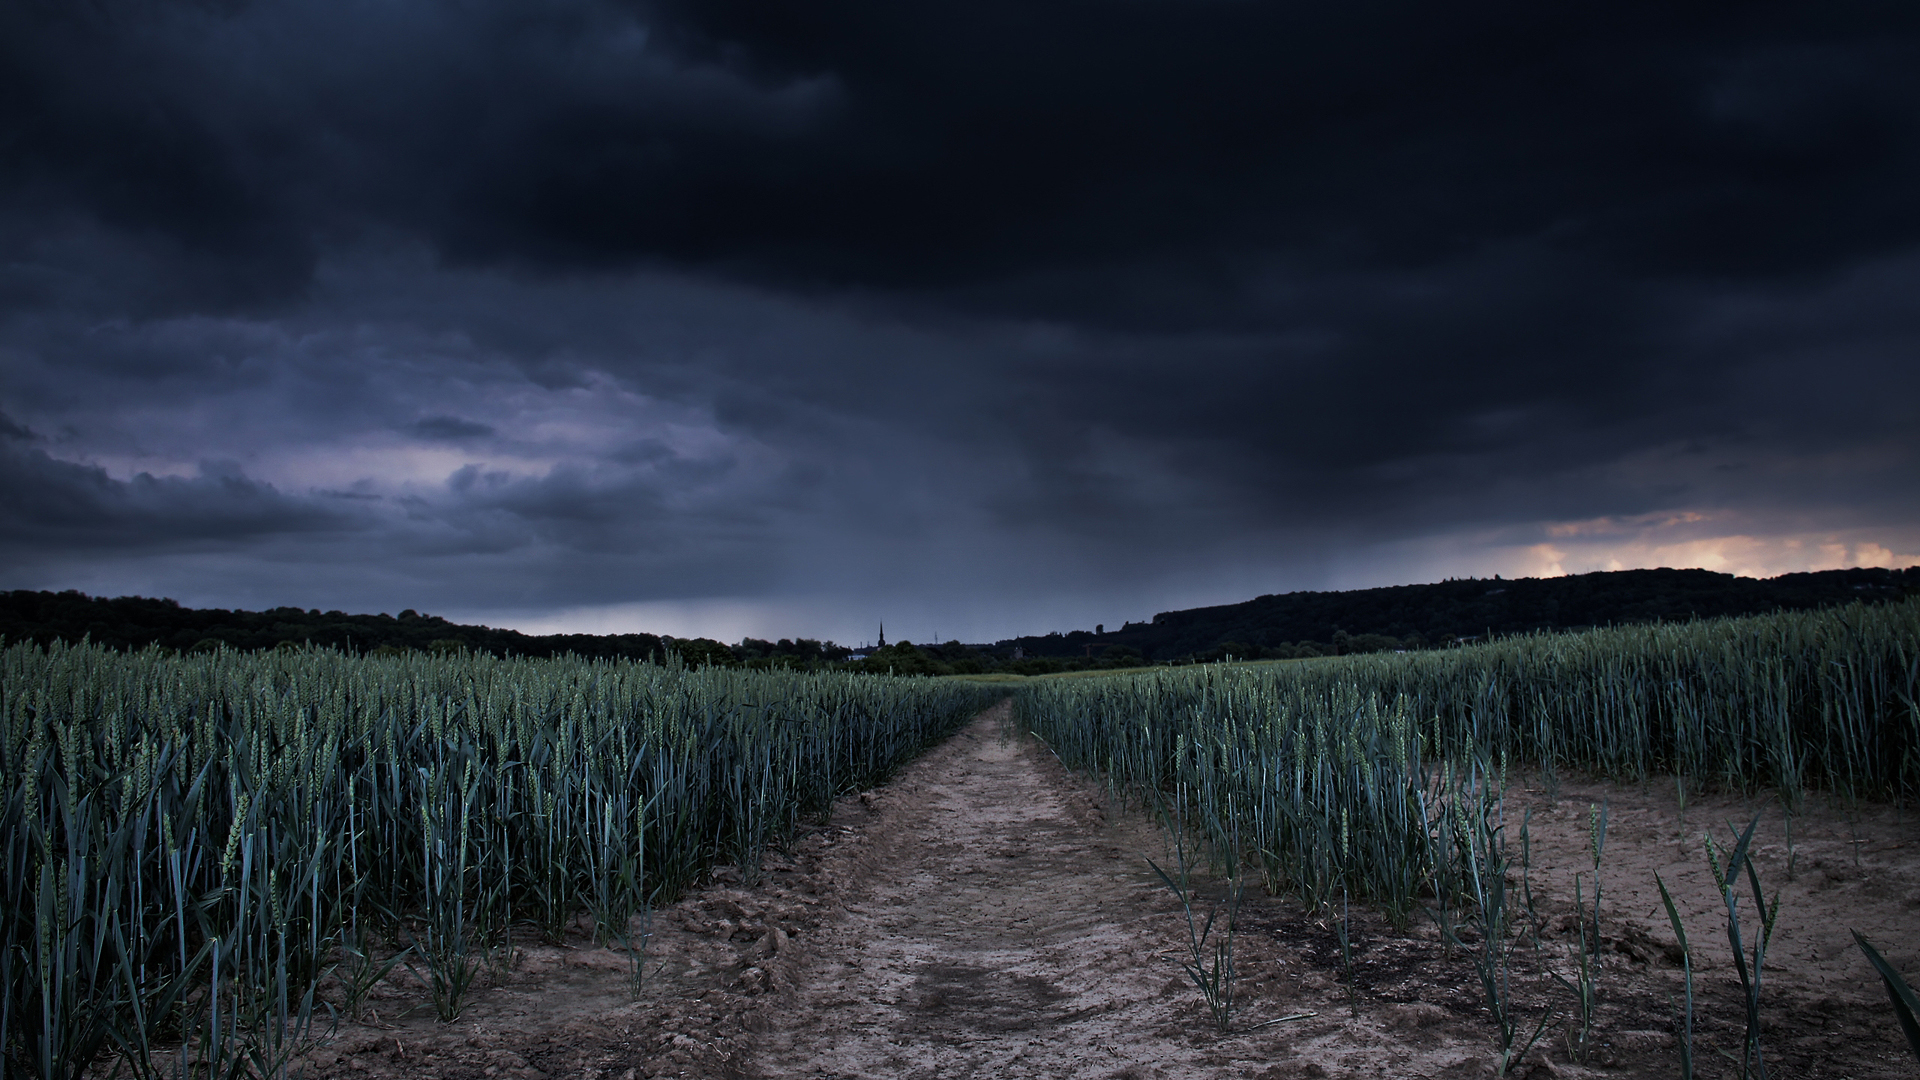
left=1507, top=523, right=1919, bottom=581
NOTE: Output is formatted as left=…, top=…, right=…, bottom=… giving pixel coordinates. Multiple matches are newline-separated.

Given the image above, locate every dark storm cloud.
left=0, top=416, right=345, bottom=549
left=411, top=416, right=497, bottom=441
left=2, top=0, right=1917, bottom=635
left=0, top=411, right=36, bottom=442
left=9, top=1, right=1918, bottom=300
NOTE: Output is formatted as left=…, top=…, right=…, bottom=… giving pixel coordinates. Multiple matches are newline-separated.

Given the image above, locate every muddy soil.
left=295, top=700, right=1920, bottom=1080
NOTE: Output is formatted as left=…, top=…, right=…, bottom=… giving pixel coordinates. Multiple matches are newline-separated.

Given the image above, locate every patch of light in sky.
left=463, top=599, right=880, bottom=647
left=1505, top=531, right=1920, bottom=579
left=1323, top=513, right=1920, bottom=592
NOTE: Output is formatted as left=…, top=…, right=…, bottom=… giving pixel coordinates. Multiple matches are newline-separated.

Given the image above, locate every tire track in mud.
left=743, top=701, right=1492, bottom=1080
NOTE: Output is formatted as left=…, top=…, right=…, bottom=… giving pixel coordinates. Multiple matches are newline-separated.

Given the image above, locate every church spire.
left=878, top=622, right=886, bottom=648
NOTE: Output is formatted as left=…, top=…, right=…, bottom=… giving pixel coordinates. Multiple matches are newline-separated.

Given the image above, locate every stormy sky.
left=3, top=0, right=1918, bottom=645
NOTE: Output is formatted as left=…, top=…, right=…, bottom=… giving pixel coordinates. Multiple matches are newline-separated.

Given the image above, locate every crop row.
left=1016, top=598, right=1920, bottom=916
left=1016, top=598, right=1920, bottom=1067
left=0, top=642, right=999, bottom=1078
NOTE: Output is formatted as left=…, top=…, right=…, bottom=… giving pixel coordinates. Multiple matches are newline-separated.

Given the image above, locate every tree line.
left=5, top=565, right=1915, bottom=674
left=998, top=566, right=1920, bottom=663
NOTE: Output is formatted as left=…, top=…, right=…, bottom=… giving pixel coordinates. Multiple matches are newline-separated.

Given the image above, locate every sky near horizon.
left=3, top=1, right=1918, bottom=647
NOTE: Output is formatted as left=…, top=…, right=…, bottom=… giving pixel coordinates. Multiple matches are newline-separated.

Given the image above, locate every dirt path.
left=297, top=700, right=1920, bottom=1080
left=739, top=701, right=1495, bottom=1080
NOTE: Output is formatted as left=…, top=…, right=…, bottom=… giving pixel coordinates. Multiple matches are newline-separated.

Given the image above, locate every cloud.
left=6, top=2, right=1918, bottom=311
left=4, top=238, right=1918, bottom=634
left=1, top=3, right=1917, bottom=639
left=0, top=410, right=38, bottom=442
left=0, top=441, right=347, bottom=551
left=1515, top=530, right=1920, bottom=581
left=411, top=415, right=496, bottom=441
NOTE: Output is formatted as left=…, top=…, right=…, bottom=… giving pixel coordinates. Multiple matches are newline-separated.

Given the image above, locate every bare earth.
left=299, top=700, right=1920, bottom=1080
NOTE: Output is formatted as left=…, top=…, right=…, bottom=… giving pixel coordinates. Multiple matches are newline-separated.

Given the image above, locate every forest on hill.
left=4, top=565, right=1915, bottom=673
left=0, top=591, right=763, bottom=667
left=1001, top=566, right=1920, bottom=663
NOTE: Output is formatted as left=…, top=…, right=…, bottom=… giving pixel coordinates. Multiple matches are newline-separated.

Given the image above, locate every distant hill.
left=996, top=566, right=1920, bottom=662
left=8, top=565, right=1916, bottom=671
left=0, top=591, right=681, bottom=662
left=0, top=590, right=862, bottom=668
